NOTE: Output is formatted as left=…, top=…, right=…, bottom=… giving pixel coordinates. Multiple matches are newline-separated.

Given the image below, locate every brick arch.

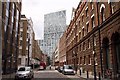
left=111, top=32, right=120, bottom=79
left=100, top=4, right=105, bottom=12
left=102, top=37, right=109, bottom=47
left=102, top=37, right=112, bottom=78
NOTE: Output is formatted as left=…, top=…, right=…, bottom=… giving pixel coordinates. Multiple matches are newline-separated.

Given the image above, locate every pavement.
left=1, top=67, right=39, bottom=80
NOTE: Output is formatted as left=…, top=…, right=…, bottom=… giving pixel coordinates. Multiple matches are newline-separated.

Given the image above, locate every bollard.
left=87, top=71, right=89, bottom=79
left=99, top=72, right=101, bottom=80
left=79, top=69, right=81, bottom=76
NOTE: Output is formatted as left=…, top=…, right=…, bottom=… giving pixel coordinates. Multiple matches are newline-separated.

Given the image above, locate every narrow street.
left=33, top=68, right=80, bottom=80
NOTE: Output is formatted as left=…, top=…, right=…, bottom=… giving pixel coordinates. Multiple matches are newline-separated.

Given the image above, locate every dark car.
left=62, top=65, right=75, bottom=75
left=58, top=66, right=63, bottom=73
left=55, top=66, right=58, bottom=70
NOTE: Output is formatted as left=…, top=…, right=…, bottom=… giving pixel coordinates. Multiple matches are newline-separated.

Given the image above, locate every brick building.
left=2, top=1, right=22, bottom=74
left=59, top=31, right=66, bottom=66
left=18, top=15, right=28, bottom=66
left=53, top=43, right=59, bottom=67
left=33, top=40, right=41, bottom=64
left=66, top=1, right=120, bottom=79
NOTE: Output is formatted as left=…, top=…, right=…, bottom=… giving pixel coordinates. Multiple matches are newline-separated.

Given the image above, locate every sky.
left=22, top=0, right=80, bottom=40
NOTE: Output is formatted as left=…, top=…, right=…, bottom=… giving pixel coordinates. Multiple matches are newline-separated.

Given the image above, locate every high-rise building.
left=2, top=1, right=22, bottom=74
left=42, top=10, right=66, bottom=57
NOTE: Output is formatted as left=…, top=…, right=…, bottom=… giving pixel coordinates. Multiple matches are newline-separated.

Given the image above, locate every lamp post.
left=28, top=37, right=31, bottom=66
left=73, top=51, right=77, bottom=74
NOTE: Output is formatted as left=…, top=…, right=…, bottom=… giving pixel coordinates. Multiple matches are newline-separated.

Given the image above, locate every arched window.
left=101, top=8, right=105, bottom=22
left=115, top=36, right=120, bottom=73
left=100, top=4, right=105, bottom=22
left=111, top=32, right=120, bottom=73
left=102, top=38, right=111, bottom=69
left=82, top=27, right=85, bottom=37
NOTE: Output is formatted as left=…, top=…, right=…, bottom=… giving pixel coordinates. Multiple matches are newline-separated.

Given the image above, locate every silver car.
left=62, top=65, right=75, bottom=75
left=15, top=66, right=34, bottom=79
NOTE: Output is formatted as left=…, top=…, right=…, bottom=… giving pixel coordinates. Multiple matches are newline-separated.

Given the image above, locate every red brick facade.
left=66, top=1, right=120, bottom=80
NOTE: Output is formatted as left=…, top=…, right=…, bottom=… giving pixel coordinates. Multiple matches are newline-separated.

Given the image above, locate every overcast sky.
left=22, top=0, right=80, bottom=40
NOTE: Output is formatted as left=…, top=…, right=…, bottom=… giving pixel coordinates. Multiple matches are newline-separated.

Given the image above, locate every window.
left=11, top=4, right=15, bottom=23
left=5, top=16, right=8, bottom=31
left=80, top=57, right=82, bottom=64
left=18, top=58, right=21, bottom=65
left=90, top=2, right=94, bottom=10
left=6, top=9, right=9, bottom=17
left=82, top=28, right=85, bottom=37
left=84, top=56, right=86, bottom=65
left=10, top=23, right=13, bottom=34
left=86, top=8, right=88, bottom=17
left=16, top=20, right=18, bottom=33
left=88, top=39, right=90, bottom=48
left=100, top=4, right=105, bottom=22
left=95, top=54, right=98, bottom=65
left=83, top=42, right=85, bottom=50
left=16, top=10, right=19, bottom=33
left=91, top=3, right=94, bottom=10
left=27, top=33, right=29, bottom=38
left=79, top=21, right=80, bottom=27
left=6, top=1, right=10, bottom=10
left=86, top=23, right=89, bottom=33
left=112, top=4, right=115, bottom=14
left=115, top=37, right=120, bottom=72
left=103, top=38, right=111, bottom=69
left=77, top=36, right=79, bottom=42
left=20, top=41, right=22, bottom=46
left=4, top=25, right=7, bottom=32
left=82, top=15, right=84, bottom=22
left=88, top=55, right=91, bottom=65
left=92, top=16, right=95, bottom=28
left=16, top=10, right=19, bottom=20
left=94, top=36, right=96, bottom=46
left=101, top=8, right=105, bottom=22
left=20, top=32, right=23, bottom=37
left=79, top=32, right=81, bottom=39
left=79, top=44, right=81, bottom=51
left=20, top=22, right=23, bottom=28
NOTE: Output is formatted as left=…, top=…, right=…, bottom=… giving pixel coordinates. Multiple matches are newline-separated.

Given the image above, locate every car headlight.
left=74, top=70, right=75, bottom=73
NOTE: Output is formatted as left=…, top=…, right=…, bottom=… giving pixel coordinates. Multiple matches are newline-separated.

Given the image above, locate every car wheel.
left=32, top=75, right=34, bottom=78
left=62, top=71, right=65, bottom=75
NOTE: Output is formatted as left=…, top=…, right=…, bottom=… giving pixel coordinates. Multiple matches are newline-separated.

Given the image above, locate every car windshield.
left=64, top=65, right=73, bottom=69
left=26, top=68, right=30, bottom=71
left=18, top=67, right=25, bottom=71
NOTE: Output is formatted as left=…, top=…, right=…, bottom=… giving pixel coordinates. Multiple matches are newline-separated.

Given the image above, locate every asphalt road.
left=2, top=67, right=85, bottom=80
left=33, top=69, right=81, bottom=80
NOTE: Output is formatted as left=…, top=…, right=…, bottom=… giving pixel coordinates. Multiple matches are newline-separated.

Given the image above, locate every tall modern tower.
left=43, top=10, right=66, bottom=57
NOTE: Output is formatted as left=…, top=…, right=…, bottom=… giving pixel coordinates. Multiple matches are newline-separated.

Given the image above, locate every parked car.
left=55, top=66, right=58, bottom=70
left=58, top=66, right=63, bottom=73
left=15, top=66, right=34, bottom=80
left=62, top=65, right=75, bottom=75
